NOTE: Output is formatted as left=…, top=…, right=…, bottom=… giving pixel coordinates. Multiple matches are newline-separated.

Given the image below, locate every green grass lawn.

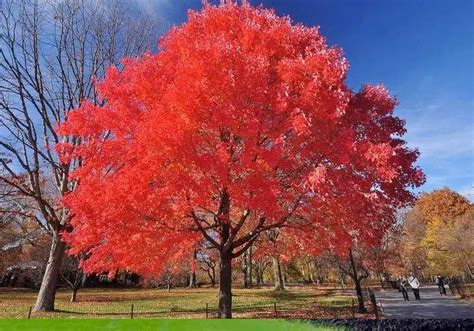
left=0, top=285, right=361, bottom=319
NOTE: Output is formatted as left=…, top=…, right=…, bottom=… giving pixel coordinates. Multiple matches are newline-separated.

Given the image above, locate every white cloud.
left=409, top=129, right=474, bottom=159
left=131, top=0, right=172, bottom=13
left=398, top=103, right=474, bottom=161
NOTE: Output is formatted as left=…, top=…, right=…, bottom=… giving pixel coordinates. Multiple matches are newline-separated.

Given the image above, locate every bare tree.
left=242, top=244, right=252, bottom=288
left=253, top=258, right=270, bottom=286
left=266, top=230, right=285, bottom=291
left=0, top=0, right=157, bottom=311
left=58, top=255, right=85, bottom=303
left=197, top=249, right=217, bottom=288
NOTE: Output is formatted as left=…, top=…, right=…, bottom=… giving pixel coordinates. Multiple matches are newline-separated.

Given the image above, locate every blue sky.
left=132, top=0, right=474, bottom=199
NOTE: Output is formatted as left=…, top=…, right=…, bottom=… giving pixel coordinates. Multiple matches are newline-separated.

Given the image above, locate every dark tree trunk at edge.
left=354, top=279, right=366, bottom=313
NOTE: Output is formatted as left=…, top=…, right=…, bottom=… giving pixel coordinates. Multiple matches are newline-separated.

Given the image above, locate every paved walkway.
left=376, top=286, right=474, bottom=319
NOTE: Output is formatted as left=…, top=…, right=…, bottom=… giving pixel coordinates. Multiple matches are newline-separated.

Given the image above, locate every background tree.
left=251, top=242, right=272, bottom=286
left=242, top=244, right=253, bottom=288
left=413, top=188, right=470, bottom=223
left=59, top=2, right=423, bottom=318
left=267, top=230, right=286, bottom=291
left=58, top=255, right=85, bottom=303
left=365, top=223, right=403, bottom=288
left=197, top=247, right=218, bottom=288
left=337, top=246, right=370, bottom=313
left=188, top=249, right=198, bottom=288
left=0, top=182, right=50, bottom=277
left=401, top=188, right=471, bottom=278
left=422, top=207, right=473, bottom=277
left=0, top=0, right=157, bottom=311
left=400, top=211, right=429, bottom=276
left=442, top=207, right=473, bottom=278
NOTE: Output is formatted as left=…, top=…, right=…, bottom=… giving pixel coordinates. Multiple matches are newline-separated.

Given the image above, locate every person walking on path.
left=436, top=275, right=447, bottom=295
left=398, top=276, right=410, bottom=301
left=408, top=273, right=421, bottom=300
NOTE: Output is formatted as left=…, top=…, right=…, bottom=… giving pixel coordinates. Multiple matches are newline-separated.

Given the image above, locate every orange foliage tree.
left=58, top=2, right=424, bottom=318
left=402, top=188, right=471, bottom=276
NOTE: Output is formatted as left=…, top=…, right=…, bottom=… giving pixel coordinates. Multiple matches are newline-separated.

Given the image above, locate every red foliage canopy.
left=58, top=3, right=424, bottom=277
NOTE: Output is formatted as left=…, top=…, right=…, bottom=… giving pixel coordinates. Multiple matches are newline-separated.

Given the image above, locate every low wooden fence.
left=25, top=299, right=370, bottom=319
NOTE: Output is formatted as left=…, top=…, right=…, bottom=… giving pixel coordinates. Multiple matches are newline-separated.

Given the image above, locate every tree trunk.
left=189, top=271, right=197, bottom=288
left=354, top=278, right=366, bottom=313
left=70, top=287, right=78, bottom=303
left=255, top=266, right=264, bottom=285
left=70, top=271, right=86, bottom=303
left=273, top=255, right=285, bottom=291
left=34, top=233, right=66, bottom=312
left=207, top=269, right=216, bottom=288
left=189, top=249, right=198, bottom=288
left=306, top=262, right=314, bottom=283
left=244, top=245, right=253, bottom=288
left=349, top=249, right=367, bottom=313
left=218, top=251, right=232, bottom=318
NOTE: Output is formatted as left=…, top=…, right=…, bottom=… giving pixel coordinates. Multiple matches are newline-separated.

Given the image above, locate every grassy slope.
left=0, top=285, right=357, bottom=319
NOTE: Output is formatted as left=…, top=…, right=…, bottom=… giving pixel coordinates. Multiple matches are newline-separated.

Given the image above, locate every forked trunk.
left=273, top=255, right=285, bottom=291
left=70, top=287, right=78, bottom=303
left=218, top=251, right=232, bottom=318
left=34, top=232, right=66, bottom=312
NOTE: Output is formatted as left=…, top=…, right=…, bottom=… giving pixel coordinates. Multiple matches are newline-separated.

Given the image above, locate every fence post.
left=351, top=298, right=355, bottom=319
left=206, top=303, right=208, bottom=319
left=130, top=304, right=134, bottom=319
left=27, top=306, right=32, bottom=319
left=369, top=289, right=379, bottom=320
left=274, top=302, right=278, bottom=319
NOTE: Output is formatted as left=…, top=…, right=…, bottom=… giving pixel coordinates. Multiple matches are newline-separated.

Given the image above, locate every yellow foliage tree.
left=401, top=188, right=472, bottom=277
left=441, top=207, right=474, bottom=277
left=421, top=217, right=451, bottom=274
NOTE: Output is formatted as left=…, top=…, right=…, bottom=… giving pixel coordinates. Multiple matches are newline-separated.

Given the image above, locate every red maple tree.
left=58, top=2, right=424, bottom=318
